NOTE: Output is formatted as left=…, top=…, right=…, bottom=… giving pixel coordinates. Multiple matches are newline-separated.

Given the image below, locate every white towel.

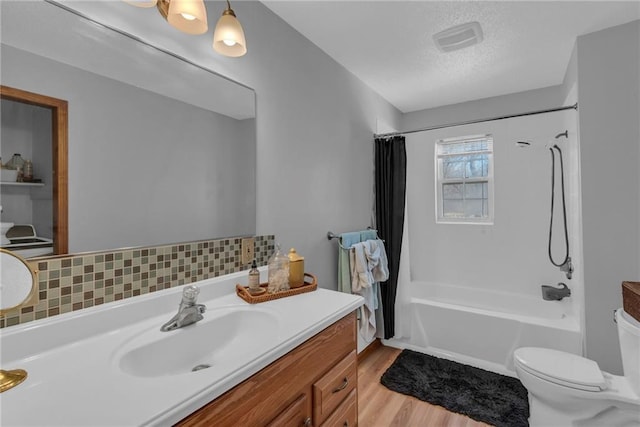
left=349, top=239, right=389, bottom=341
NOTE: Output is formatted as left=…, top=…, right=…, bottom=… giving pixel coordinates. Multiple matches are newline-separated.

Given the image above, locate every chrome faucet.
left=541, top=282, right=571, bottom=301
left=160, top=285, right=206, bottom=331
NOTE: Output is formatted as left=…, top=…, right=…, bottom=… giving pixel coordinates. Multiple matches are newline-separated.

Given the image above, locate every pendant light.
left=167, top=0, right=208, bottom=35
left=124, top=0, right=247, bottom=57
left=212, top=0, right=247, bottom=57
left=124, top=0, right=158, bottom=7
left=124, top=0, right=207, bottom=35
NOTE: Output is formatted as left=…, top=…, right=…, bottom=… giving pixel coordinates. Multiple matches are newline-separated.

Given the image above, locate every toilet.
left=514, top=308, right=640, bottom=427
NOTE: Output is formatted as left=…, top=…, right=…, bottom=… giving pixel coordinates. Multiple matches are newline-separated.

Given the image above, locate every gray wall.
left=575, top=20, right=640, bottom=374
left=216, top=2, right=402, bottom=288
left=1, top=45, right=256, bottom=252
left=402, top=86, right=565, bottom=131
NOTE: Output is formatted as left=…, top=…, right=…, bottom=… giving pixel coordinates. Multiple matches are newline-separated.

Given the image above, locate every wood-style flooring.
left=358, top=344, right=492, bottom=427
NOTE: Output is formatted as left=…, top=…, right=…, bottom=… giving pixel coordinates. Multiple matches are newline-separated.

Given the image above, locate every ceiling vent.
left=433, top=21, right=483, bottom=53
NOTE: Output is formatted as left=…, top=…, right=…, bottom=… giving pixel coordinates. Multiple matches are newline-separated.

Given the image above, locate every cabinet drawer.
left=313, top=349, right=357, bottom=425
left=319, top=389, right=357, bottom=427
left=266, top=394, right=309, bottom=427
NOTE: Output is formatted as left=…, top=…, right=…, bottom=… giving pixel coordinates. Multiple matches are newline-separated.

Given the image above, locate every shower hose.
left=548, top=145, right=570, bottom=268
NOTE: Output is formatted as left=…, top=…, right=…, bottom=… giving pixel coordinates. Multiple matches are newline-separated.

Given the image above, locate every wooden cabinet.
left=177, top=312, right=357, bottom=427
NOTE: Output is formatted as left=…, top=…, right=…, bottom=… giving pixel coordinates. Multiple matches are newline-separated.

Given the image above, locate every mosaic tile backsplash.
left=0, top=235, right=275, bottom=328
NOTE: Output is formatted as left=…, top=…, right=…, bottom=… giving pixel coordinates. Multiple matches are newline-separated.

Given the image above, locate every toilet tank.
left=617, top=308, right=640, bottom=396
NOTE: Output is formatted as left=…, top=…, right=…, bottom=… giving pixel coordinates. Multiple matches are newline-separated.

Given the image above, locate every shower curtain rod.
left=374, top=102, right=578, bottom=139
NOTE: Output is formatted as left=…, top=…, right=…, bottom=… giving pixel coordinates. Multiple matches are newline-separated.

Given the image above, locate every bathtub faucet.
left=541, top=283, right=571, bottom=301
left=160, top=285, right=206, bottom=331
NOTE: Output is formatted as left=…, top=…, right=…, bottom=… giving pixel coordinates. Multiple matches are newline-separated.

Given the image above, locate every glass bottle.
left=23, top=160, right=33, bottom=181
left=267, top=244, right=290, bottom=293
left=248, top=259, right=260, bottom=292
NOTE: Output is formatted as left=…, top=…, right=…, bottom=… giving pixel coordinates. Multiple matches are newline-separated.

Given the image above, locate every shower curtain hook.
left=555, top=130, right=568, bottom=139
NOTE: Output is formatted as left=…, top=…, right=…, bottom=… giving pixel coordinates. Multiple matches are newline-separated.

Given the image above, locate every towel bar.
left=327, top=228, right=378, bottom=241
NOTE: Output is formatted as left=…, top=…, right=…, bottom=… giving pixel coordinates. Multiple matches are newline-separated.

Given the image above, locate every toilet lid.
left=514, top=347, right=607, bottom=392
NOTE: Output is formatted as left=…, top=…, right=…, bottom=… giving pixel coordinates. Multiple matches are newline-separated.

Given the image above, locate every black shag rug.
left=381, top=349, right=529, bottom=427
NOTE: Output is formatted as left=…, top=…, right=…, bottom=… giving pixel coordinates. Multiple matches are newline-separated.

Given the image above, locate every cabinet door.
left=266, top=394, right=311, bottom=427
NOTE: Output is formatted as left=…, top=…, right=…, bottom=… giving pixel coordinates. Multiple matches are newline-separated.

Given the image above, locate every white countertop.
left=0, top=269, right=363, bottom=426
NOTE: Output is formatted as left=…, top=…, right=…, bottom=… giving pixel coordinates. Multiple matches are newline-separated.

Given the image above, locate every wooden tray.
left=236, top=273, right=317, bottom=304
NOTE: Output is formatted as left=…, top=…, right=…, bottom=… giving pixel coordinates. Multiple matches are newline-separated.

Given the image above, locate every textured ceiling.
left=262, top=1, right=640, bottom=113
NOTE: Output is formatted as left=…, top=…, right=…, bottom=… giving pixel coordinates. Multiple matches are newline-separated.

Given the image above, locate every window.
left=435, top=135, right=493, bottom=224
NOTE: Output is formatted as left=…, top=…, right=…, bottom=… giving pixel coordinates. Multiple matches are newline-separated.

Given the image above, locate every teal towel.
left=360, top=229, right=377, bottom=241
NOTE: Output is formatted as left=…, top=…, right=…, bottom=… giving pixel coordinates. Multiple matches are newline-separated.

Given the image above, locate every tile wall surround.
left=0, top=235, right=275, bottom=329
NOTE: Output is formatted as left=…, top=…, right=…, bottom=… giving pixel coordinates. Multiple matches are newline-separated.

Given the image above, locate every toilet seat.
left=514, top=347, right=607, bottom=392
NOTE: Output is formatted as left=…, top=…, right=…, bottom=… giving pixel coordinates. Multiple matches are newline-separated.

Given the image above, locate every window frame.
left=434, top=134, right=494, bottom=225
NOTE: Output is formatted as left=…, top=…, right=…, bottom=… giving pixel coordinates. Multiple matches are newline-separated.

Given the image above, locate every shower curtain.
left=374, top=136, right=406, bottom=339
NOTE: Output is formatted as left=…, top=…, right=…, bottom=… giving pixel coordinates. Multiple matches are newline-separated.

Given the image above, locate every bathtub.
left=384, top=282, right=582, bottom=377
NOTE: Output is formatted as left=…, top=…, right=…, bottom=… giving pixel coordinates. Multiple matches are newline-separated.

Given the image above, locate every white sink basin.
left=116, top=306, right=279, bottom=378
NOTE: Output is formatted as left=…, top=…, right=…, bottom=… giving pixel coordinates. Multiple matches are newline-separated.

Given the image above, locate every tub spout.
left=541, top=283, right=571, bottom=301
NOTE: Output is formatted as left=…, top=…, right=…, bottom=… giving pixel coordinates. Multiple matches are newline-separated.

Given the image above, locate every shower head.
left=517, top=131, right=567, bottom=149
left=555, top=130, right=569, bottom=140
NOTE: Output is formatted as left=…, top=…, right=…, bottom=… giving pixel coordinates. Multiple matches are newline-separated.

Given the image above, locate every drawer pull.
left=332, top=377, right=349, bottom=393
left=303, top=417, right=312, bottom=427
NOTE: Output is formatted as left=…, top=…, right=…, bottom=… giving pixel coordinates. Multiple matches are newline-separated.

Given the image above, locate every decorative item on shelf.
left=0, top=169, right=18, bottom=183
left=236, top=273, right=317, bottom=304
left=3, top=154, right=25, bottom=170
left=22, top=161, right=33, bottom=181
left=2, top=154, right=26, bottom=183
left=123, top=0, right=247, bottom=57
left=288, top=248, right=305, bottom=288
left=267, top=243, right=290, bottom=294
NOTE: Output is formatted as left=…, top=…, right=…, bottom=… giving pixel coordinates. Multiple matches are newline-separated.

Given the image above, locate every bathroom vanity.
left=179, top=313, right=357, bottom=426
left=0, top=269, right=363, bottom=426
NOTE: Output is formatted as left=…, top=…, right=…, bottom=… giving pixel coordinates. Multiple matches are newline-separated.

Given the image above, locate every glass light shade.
left=212, top=13, right=247, bottom=57
left=167, top=0, right=208, bottom=35
left=123, top=0, right=158, bottom=7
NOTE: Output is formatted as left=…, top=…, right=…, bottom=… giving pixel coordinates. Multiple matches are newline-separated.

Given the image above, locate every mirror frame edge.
left=0, top=85, right=68, bottom=255
left=0, top=248, right=38, bottom=317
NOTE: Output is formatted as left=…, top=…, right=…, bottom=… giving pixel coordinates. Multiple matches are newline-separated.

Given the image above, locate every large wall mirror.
left=0, top=1, right=256, bottom=258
